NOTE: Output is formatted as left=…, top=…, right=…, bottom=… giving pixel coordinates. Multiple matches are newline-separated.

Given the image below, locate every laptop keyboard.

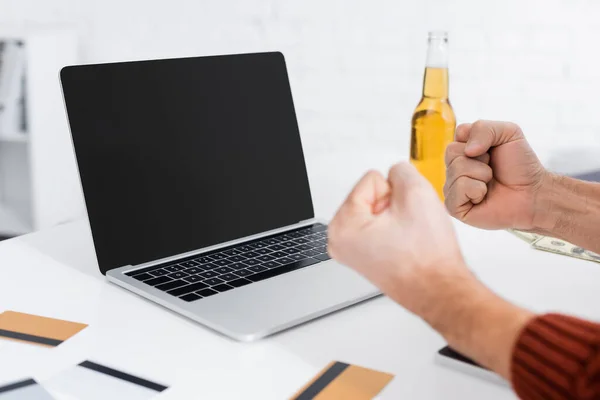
left=125, top=223, right=330, bottom=302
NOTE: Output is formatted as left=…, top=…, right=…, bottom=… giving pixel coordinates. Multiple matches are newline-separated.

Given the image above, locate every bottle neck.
left=422, top=36, right=449, bottom=99
left=422, top=67, right=449, bottom=99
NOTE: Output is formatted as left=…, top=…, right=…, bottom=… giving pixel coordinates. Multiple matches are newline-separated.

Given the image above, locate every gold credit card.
left=0, top=311, right=87, bottom=347
left=292, top=361, right=394, bottom=400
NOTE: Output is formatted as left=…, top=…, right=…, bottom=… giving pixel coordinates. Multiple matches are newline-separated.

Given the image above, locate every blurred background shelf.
left=0, top=131, right=28, bottom=143
left=0, top=203, right=31, bottom=236
left=0, top=25, right=85, bottom=237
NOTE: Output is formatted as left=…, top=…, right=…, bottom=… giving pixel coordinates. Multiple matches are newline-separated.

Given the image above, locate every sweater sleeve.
left=511, top=313, right=600, bottom=400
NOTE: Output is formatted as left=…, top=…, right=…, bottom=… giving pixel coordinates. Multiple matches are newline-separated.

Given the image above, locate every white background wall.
left=2, top=0, right=600, bottom=216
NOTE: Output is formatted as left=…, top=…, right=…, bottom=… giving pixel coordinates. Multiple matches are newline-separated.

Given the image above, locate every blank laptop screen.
left=61, top=52, right=314, bottom=274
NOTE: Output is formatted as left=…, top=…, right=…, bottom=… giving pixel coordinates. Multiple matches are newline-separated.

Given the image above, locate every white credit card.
left=44, top=360, right=168, bottom=400
left=435, top=346, right=509, bottom=387
left=0, top=378, right=55, bottom=400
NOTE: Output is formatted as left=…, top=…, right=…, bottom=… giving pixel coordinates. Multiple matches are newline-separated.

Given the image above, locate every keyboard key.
left=202, top=263, right=220, bottom=270
left=180, top=293, right=202, bottom=302
left=248, top=265, right=268, bottom=273
left=183, top=275, right=204, bottom=283
left=228, top=255, right=247, bottom=262
left=282, top=247, right=301, bottom=254
left=219, top=273, right=239, bottom=282
left=212, top=284, right=234, bottom=292
left=254, top=248, right=272, bottom=255
left=155, top=279, right=189, bottom=291
left=269, top=244, right=285, bottom=251
left=213, top=259, right=233, bottom=266
left=314, top=246, right=327, bottom=254
left=263, top=238, right=282, bottom=245
left=167, top=282, right=209, bottom=296
left=215, top=266, right=234, bottom=274
left=199, top=270, right=219, bottom=279
left=237, top=245, right=253, bottom=252
left=184, top=267, right=203, bottom=274
left=248, top=258, right=319, bottom=283
left=209, top=253, right=227, bottom=260
left=196, top=288, right=218, bottom=297
left=233, top=269, right=254, bottom=277
left=165, top=265, right=185, bottom=272
left=204, top=277, right=225, bottom=286
left=314, top=253, right=331, bottom=261
left=315, top=232, right=328, bottom=238
left=301, top=249, right=321, bottom=257
left=195, top=257, right=213, bottom=264
left=149, top=268, right=170, bottom=277
left=243, top=259, right=261, bottom=266
left=229, top=278, right=252, bottom=288
left=294, top=237, right=310, bottom=244
left=305, top=233, right=321, bottom=241
left=168, top=271, right=189, bottom=280
left=248, top=242, right=268, bottom=249
left=281, top=242, right=296, bottom=248
left=288, top=253, right=308, bottom=261
left=230, top=263, right=250, bottom=270
left=296, top=244, right=313, bottom=251
left=270, top=251, right=289, bottom=258
left=180, top=261, right=199, bottom=268
left=287, top=232, right=303, bottom=238
left=222, top=248, right=242, bottom=256
left=256, top=255, right=276, bottom=262
left=243, top=251, right=260, bottom=258
left=132, top=272, right=154, bottom=281
left=315, top=239, right=328, bottom=246
left=145, top=276, right=173, bottom=286
left=262, top=261, right=281, bottom=269
left=276, top=257, right=294, bottom=265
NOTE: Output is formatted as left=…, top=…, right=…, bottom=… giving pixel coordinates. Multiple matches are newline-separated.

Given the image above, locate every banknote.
left=507, top=229, right=541, bottom=244
left=532, top=236, right=600, bottom=264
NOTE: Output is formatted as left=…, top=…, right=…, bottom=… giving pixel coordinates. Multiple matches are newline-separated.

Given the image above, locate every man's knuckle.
left=471, top=120, right=486, bottom=131
left=445, top=143, right=461, bottom=164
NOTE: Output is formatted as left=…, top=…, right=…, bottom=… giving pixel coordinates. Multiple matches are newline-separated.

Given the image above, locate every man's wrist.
left=530, top=171, right=560, bottom=235
left=424, top=269, right=534, bottom=379
left=530, top=172, right=600, bottom=254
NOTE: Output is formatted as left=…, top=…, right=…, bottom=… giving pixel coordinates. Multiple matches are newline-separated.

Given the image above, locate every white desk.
left=1, top=146, right=599, bottom=399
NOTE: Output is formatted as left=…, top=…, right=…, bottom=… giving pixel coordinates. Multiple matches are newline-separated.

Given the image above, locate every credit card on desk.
left=44, top=360, right=169, bottom=400
left=291, top=361, right=394, bottom=400
left=0, top=311, right=87, bottom=347
left=435, top=346, right=508, bottom=387
left=0, top=378, right=55, bottom=400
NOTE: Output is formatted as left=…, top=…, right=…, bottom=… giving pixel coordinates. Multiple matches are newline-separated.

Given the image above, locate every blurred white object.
left=0, top=25, right=84, bottom=236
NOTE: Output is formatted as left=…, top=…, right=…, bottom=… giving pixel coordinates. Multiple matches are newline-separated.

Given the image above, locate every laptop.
left=60, top=51, right=379, bottom=341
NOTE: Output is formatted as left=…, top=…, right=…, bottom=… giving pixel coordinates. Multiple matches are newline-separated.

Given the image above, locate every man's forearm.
left=532, top=173, right=600, bottom=253
left=424, top=274, right=534, bottom=380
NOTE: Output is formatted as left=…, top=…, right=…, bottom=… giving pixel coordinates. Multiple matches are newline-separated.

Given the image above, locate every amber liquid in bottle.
left=410, top=32, right=456, bottom=201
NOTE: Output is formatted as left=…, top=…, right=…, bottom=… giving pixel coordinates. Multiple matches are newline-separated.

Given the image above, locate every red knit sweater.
left=511, top=314, right=600, bottom=399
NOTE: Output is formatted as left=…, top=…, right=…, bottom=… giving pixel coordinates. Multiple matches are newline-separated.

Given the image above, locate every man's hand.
left=328, top=163, right=477, bottom=322
left=444, top=120, right=546, bottom=230
left=328, top=162, right=534, bottom=379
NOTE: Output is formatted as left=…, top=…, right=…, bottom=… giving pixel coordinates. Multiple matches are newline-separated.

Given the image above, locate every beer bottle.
left=410, top=31, right=456, bottom=201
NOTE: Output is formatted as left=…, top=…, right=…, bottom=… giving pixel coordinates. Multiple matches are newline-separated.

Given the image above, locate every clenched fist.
left=444, top=120, right=546, bottom=230
left=328, top=163, right=479, bottom=322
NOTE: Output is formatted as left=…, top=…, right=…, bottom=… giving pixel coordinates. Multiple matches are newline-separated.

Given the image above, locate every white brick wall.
left=3, top=0, right=600, bottom=166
